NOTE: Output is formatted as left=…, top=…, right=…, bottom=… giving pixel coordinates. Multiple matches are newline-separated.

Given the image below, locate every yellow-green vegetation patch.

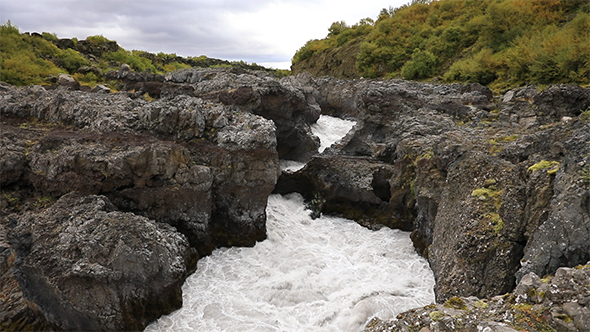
left=34, top=196, right=56, bottom=209
left=444, top=296, right=468, bottom=310
left=528, top=160, right=560, bottom=174
left=2, top=193, right=19, bottom=205
left=483, top=212, right=504, bottom=234
left=511, top=303, right=556, bottom=331
left=471, top=187, right=503, bottom=209
left=580, top=165, right=590, bottom=187
left=489, top=135, right=520, bottom=155
left=473, top=300, right=488, bottom=309
left=484, top=179, right=497, bottom=187
left=429, top=311, right=444, bottom=321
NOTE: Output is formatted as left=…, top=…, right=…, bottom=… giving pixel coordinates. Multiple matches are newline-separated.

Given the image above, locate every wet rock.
left=286, top=77, right=590, bottom=303
left=274, top=156, right=405, bottom=229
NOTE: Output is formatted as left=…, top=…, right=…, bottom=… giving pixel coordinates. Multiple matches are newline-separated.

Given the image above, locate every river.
left=145, top=116, right=435, bottom=332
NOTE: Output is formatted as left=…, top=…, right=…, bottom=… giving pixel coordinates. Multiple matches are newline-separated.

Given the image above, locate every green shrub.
left=401, top=48, right=437, bottom=79
left=57, top=48, right=90, bottom=73
left=86, top=35, right=111, bottom=45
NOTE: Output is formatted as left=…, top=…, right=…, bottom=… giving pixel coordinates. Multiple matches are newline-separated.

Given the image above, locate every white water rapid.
left=279, top=115, right=356, bottom=172
left=145, top=116, right=435, bottom=332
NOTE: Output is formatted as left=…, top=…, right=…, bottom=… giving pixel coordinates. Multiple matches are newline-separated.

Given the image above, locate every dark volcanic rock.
left=6, top=193, right=192, bottom=331
left=516, top=126, right=590, bottom=282
left=0, top=82, right=279, bottom=330
left=162, top=68, right=321, bottom=161
left=365, top=264, right=590, bottom=332
left=276, top=77, right=590, bottom=304
left=275, top=156, right=406, bottom=229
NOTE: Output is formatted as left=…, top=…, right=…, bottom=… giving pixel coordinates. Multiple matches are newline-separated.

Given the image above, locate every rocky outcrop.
left=277, top=77, right=590, bottom=303
left=6, top=193, right=192, bottom=331
left=52, top=38, right=119, bottom=58
left=101, top=67, right=321, bottom=162
left=364, top=263, right=590, bottom=332
left=0, top=81, right=279, bottom=330
left=162, top=68, right=321, bottom=161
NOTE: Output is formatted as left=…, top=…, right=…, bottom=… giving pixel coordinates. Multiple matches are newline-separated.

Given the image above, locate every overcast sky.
left=0, top=0, right=409, bottom=69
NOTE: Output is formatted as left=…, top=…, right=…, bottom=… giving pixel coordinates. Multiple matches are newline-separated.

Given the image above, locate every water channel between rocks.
left=145, top=116, right=435, bottom=332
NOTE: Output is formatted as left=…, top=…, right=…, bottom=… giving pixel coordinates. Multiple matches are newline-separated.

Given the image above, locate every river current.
left=145, top=116, right=435, bottom=332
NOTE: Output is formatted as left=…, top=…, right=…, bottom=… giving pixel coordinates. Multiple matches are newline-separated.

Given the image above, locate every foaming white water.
left=146, top=194, right=435, bottom=332
left=279, top=159, right=306, bottom=172
left=280, top=115, right=357, bottom=172
left=311, top=115, right=356, bottom=153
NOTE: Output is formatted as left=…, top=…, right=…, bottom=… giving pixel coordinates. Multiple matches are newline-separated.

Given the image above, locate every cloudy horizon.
left=0, top=0, right=409, bottom=70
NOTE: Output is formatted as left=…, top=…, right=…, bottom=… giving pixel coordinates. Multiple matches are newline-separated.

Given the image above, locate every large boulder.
left=6, top=193, right=192, bottom=331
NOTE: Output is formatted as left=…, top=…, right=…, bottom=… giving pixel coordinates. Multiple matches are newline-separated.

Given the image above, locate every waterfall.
left=145, top=116, right=435, bottom=332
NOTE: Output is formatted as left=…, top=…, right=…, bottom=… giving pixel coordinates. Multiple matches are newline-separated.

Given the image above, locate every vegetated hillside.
left=0, top=21, right=289, bottom=88
left=292, top=0, right=590, bottom=91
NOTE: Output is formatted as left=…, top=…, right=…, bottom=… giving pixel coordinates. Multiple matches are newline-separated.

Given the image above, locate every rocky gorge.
left=1, top=67, right=589, bottom=331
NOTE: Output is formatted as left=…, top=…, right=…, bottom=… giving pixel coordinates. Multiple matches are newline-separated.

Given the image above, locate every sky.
left=0, top=0, right=409, bottom=70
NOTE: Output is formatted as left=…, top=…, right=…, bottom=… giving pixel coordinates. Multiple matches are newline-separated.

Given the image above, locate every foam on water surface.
left=311, top=115, right=356, bottom=153
left=146, top=114, right=434, bottom=331
left=146, top=194, right=435, bottom=332
left=280, top=115, right=356, bottom=172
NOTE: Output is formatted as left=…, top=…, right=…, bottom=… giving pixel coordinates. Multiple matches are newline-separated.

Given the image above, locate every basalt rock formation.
left=0, top=80, right=279, bottom=330
left=104, top=67, right=321, bottom=162
left=365, top=263, right=590, bottom=332
left=2, top=67, right=589, bottom=330
left=277, top=76, right=590, bottom=305
left=162, top=68, right=321, bottom=162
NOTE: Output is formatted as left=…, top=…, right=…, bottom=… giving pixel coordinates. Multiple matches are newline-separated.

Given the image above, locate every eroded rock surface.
left=0, top=81, right=279, bottom=330
left=364, top=264, right=590, bottom=332
left=277, top=77, right=590, bottom=303
left=7, top=193, right=192, bottom=331
left=162, top=68, right=321, bottom=161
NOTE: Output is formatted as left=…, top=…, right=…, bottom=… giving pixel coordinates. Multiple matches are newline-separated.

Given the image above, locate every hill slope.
left=0, top=22, right=287, bottom=88
left=292, top=0, right=590, bottom=90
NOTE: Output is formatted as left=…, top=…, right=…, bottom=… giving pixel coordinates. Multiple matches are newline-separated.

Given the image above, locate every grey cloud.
left=0, top=0, right=316, bottom=66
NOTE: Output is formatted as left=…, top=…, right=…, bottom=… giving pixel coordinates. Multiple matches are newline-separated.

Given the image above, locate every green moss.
left=34, top=196, right=55, bottom=208
left=444, top=296, right=468, bottom=310
left=484, top=212, right=504, bottom=234
left=528, top=160, right=560, bottom=174
left=471, top=187, right=503, bottom=209
left=513, top=303, right=533, bottom=311
left=429, top=311, right=444, bottom=321
left=2, top=193, right=19, bottom=204
left=473, top=300, right=488, bottom=309
left=484, top=179, right=497, bottom=187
